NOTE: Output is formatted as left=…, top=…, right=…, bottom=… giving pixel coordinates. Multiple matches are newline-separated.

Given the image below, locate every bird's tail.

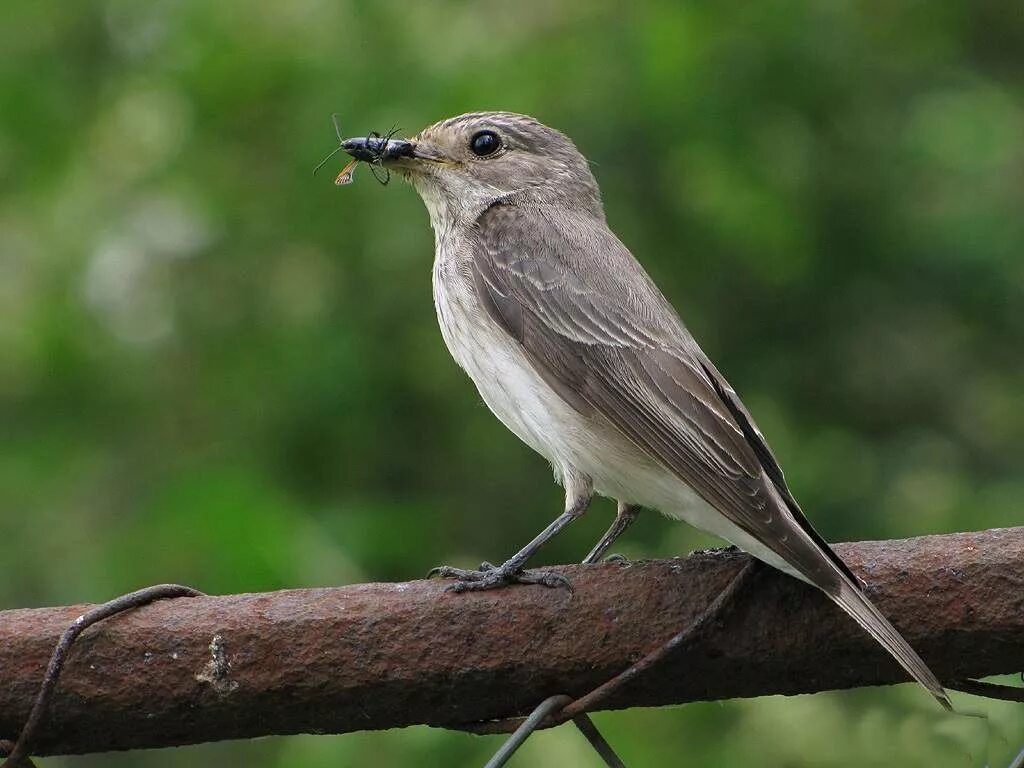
left=830, top=577, right=952, bottom=710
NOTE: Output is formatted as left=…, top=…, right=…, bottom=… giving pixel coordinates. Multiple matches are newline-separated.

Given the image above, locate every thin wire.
left=482, top=695, right=572, bottom=768
left=572, top=715, right=628, bottom=768
left=947, top=678, right=1024, bottom=703
left=0, top=584, right=203, bottom=767
left=468, top=558, right=759, bottom=739
left=561, top=560, right=757, bottom=721
left=0, top=742, right=36, bottom=768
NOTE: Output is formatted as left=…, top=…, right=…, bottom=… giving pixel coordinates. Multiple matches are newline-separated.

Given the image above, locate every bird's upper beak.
left=341, top=135, right=447, bottom=165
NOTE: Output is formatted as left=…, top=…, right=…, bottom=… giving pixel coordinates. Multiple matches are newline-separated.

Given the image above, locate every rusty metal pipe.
left=1, top=527, right=1022, bottom=756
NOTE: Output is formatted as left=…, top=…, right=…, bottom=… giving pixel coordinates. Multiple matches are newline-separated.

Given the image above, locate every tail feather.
left=831, top=578, right=952, bottom=710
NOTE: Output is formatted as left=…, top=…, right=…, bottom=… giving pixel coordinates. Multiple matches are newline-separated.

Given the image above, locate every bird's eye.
left=470, top=130, right=501, bottom=157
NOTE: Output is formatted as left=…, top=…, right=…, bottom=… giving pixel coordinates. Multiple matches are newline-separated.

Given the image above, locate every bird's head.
left=341, top=112, right=603, bottom=225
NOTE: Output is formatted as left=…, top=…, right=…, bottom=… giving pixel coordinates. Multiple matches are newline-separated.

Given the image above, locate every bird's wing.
left=470, top=202, right=853, bottom=588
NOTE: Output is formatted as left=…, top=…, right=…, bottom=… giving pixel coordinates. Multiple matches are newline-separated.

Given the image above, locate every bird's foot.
left=603, top=553, right=631, bottom=565
left=427, top=560, right=572, bottom=593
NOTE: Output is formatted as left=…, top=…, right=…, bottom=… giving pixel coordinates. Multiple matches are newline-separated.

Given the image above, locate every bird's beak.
left=341, top=136, right=448, bottom=165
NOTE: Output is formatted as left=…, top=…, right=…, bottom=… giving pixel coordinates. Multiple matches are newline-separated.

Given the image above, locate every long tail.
left=830, top=577, right=952, bottom=710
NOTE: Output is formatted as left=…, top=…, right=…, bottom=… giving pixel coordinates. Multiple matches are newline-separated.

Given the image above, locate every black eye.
left=470, top=130, right=501, bottom=157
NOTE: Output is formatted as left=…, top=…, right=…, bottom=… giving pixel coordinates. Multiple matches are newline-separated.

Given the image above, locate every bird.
left=338, top=111, right=951, bottom=709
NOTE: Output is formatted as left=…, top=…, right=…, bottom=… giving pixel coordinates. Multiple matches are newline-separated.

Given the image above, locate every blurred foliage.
left=2, top=0, right=1023, bottom=766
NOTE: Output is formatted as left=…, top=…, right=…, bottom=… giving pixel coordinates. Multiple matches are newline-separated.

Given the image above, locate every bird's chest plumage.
left=431, top=236, right=571, bottom=466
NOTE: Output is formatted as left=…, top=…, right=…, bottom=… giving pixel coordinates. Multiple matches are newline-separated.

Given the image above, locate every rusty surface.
left=0, top=527, right=1022, bottom=756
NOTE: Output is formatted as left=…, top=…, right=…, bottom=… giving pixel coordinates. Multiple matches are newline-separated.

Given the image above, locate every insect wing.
left=335, top=158, right=359, bottom=185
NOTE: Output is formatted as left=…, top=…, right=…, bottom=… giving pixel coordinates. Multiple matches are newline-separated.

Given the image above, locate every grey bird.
left=339, top=111, right=951, bottom=709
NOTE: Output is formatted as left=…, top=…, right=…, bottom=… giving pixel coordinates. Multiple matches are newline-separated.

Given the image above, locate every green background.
left=2, top=1, right=1023, bottom=765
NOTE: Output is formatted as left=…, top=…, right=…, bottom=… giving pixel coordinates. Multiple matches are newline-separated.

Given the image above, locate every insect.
left=313, top=115, right=400, bottom=186
left=362, top=125, right=401, bottom=186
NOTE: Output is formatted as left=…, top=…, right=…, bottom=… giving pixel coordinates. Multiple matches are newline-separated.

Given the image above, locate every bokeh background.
left=3, top=0, right=1023, bottom=765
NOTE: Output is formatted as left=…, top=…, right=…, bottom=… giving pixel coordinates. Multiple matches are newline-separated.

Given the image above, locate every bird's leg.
left=429, top=472, right=593, bottom=593
left=582, top=502, right=640, bottom=565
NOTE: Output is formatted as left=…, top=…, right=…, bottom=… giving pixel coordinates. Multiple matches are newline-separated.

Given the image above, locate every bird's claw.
left=427, top=562, right=573, bottom=593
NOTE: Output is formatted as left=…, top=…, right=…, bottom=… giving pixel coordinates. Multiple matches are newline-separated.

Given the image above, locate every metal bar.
left=0, top=527, right=1021, bottom=756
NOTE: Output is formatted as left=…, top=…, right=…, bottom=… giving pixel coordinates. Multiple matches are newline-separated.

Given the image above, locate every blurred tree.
left=1, top=0, right=1022, bottom=765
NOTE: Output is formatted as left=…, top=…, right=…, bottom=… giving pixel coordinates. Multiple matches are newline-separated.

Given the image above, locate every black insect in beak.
left=314, top=116, right=415, bottom=186
left=341, top=134, right=415, bottom=163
